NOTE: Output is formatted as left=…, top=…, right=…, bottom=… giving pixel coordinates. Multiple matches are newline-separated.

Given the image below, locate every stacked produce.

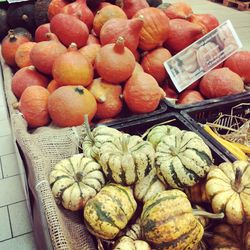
left=48, top=117, right=250, bottom=249
left=1, top=0, right=250, bottom=128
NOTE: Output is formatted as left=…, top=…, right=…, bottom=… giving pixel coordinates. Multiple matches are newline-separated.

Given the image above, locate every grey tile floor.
left=0, top=1, right=249, bottom=249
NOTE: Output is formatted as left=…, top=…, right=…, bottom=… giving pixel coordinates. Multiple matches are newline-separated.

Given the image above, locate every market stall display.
left=1, top=0, right=250, bottom=249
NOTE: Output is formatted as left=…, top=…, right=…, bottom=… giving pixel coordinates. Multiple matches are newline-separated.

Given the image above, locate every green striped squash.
left=147, top=125, right=181, bottom=149
left=134, top=168, right=166, bottom=203
left=99, top=133, right=155, bottom=185
left=49, top=154, right=105, bottom=211
left=82, top=121, right=122, bottom=161
left=141, top=189, right=204, bottom=249
left=156, top=130, right=213, bottom=189
left=84, top=183, right=137, bottom=240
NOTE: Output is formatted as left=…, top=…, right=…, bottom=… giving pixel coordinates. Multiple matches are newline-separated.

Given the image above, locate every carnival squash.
left=99, top=133, right=155, bottom=185
left=156, top=130, right=213, bottom=189
left=147, top=125, right=181, bottom=149
left=84, top=183, right=137, bottom=239
left=82, top=118, right=122, bottom=161
left=49, top=154, right=105, bottom=211
left=206, top=161, right=250, bottom=225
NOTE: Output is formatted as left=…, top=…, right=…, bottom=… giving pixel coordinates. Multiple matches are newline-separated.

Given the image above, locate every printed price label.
left=164, top=20, right=242, bottom=92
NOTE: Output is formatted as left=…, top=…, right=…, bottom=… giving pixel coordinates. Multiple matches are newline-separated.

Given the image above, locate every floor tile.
left=0, top=233, right=36, bottom=250
left=0, top=159, right=3, bottom=179
left=0, top=175, right=26, bottom=207
left=0, top=135, right=15, bottom=156
left=0, top=106, right=8, bottom=121
left=1, top=154, right=20, bottom=178
left=0, top=120, right=11, bottom=137
left=8, top=201, right=32, bottom=237
left=0, top=206, right=12, bottom=241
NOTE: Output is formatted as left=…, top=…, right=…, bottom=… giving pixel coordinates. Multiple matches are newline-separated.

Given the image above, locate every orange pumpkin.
left=52, top=43, right=94, bottom=87
left=79, top=44, right=101, bottom=65
left=93, top=5, right=127, bottom=37
left=48, top=85, right=97, bottom=127
left=19, top=86, right=50, bottom=128
left=133, top=7, right=170, bottom=51
left=15, top=42, right=36, bottom=68
left=88, top=78, right=123, bottom=119
left=95, top=36, right=136, bottom=84
left=47, top=80, right=60, bottom=93
left=12, top=66, right=49, bottom=99
left=123, top=71, right=165, bottom=113
left=48, top=0, right=68, bottom=20
left=1, top=30, right=31, bottom=67
left=141, top=47, right=172, bottom=84
left=30, top=33, right=67, bottom=75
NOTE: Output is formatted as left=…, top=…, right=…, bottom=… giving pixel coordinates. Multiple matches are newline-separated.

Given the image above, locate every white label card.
left=164, top=20, right=242, bottom=93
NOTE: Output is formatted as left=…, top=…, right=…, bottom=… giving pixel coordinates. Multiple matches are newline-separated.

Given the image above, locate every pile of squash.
left=1, top=0, right=250, bottom=128
left=49, top=118, right=250, bottom=249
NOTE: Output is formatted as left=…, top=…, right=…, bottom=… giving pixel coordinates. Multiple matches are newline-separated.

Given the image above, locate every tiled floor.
left=0, top=58, right=36, bottom=248
left=0, top=1, right=250, bottom=249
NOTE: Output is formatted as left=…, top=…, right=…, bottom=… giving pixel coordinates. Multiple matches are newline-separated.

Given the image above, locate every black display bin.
left=110, top=111, right=233, bottom=164
left=164, top=91, right=250, bottom=111
left=181, top=94, right=250, bottom=162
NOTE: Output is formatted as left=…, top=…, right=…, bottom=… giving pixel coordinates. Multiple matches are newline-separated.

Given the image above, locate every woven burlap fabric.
left=0, top=54, right=96, bottom=250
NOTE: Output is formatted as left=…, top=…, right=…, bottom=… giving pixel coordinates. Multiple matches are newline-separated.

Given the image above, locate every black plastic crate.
left=94, top=99, right=167, bottom=127
left=181, top=95, right=250, bottom=162
left=164, top=91, right=250, bottom=111
left=110, top=112, right=232, bottom=164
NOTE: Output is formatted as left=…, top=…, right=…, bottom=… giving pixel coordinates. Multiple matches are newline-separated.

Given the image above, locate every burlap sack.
left=0, top=57, right=96, bottom=249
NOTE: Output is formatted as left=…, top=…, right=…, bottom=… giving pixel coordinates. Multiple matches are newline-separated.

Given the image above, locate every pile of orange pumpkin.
left=1, top=0, right=250, bottom=128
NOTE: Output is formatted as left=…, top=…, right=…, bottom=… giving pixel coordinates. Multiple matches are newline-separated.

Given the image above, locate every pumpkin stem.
left=97, top=96, right=106, bottom=103
left=84, top=114, right=95, bottom=142
left=22, top=14, right=29, bottom=22
left=234, top=167, right=243, bottom=192
left=12, top=102, right=19, bottom=110
left=114, top=36, right=125, bottom=54
left=68, top=43, right=78, bottom=52
left=8, top=30, right=16, bottom=41
left=170, top=146, right=179, bottom=156
left=192, top=209, right=224, bottom=219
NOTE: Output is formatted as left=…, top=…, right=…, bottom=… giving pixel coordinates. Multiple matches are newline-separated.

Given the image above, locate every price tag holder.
left=164, top=20, right=242, bottom=93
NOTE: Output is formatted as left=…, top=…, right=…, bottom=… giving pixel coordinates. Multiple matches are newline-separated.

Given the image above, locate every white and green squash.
left=99, top=133, right=155, bottom=186
left=156, top=130, right=213, bottom=189
left=134, top=168, right=166, bottom=203
left=84, top=183, right=137, bottom=240
left=147, top=125, right=181, bottom=149
left=82, top=115, right=122, bottom=161
left=49, top=154, right=105, bottom=211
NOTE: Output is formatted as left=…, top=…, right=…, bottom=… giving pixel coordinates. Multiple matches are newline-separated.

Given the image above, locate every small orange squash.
left=133, top=7, right=170, bottom=51
left=15, top=41, right=36, bottom=68
left=1, top=29, right=32, bottom=67
left=95, top=36, right=136, bottom=84
left=48, top=0, right=68, bottom=20
left=141, top=47, right=172, bottom=84
left=12, top=66, right=49, bottom=99
left=93, top=5, right=127, bottom=37
left=48, top=85, right=97, bottom=127
left=87, top=78, right=123, bottom=119
left=30, top=33, right=67, bottom=75
left=52, top=43, right=94, bottom=87
left=19, top=86, right=50, bottom=128
left=123, top=71, right=165, bottom=113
